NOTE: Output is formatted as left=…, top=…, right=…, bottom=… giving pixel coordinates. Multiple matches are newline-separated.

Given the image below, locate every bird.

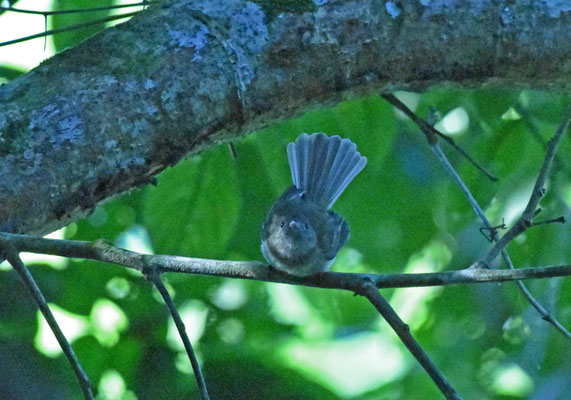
left=261, top=132, right=367, bottom=276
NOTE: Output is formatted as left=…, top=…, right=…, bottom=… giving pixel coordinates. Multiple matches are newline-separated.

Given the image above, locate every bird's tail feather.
left=287, top=132, right=367, bottom=209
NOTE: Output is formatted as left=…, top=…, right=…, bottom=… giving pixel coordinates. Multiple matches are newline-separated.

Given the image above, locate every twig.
left=144, top=267, right=210, bottom=400
left=228, top=142, right=238, bottom=159
left=383, top=95, right=570, bottom=338
left=1, top=247, right=94, bottom=400
left=482, top=105, right=571, bottom=265
left=355, top=282, right=461, bottom=399
left=431, top=143, right=495, bottom=231
left=0, top=1, right=149, bottom=16
left=500, top=251, right=571, bottom=340
left=381, top=93, right=498, bottom=181
left=531, top=216, right=566, bottom=226
left=0, top=11, right=140, bottom=47
left=485, top=106, right=571, bottom=340
left=514, top=104, right=571, bottom=177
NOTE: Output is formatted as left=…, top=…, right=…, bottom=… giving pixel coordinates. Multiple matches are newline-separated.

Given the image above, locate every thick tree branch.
left=1, top=0, right=568, bottom=236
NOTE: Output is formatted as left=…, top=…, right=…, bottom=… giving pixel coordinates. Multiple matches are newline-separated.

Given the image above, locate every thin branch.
left=0, top=11, right=140, bottom=47
left=0, top=1, right=149, bottom=16
left=431, top=142, right=495, bottom=232
left=381, top=93, right=498, bottom=181
left=382, top=95, right=570, bottom=338
left=531, top=216, right=566, bottom=226
left=482, top=105, right=571, bottom=265
left=500, top=251, right=571, bottom=340
left=0, top=233, right=568, bottom=289
left=144, top=268, right=210, bottom=400
left=514, top=104, right=571, bottom=177
left=488, top=106, right=571, bottom=340
left=1, top=232, right=569, bottom=398
left=1, top=247, right=94, bottom=400
left=356, top=282, right=461, bottom=399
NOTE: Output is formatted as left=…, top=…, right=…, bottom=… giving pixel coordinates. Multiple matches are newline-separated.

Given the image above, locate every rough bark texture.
left=0, top=0, right=569, bottom=235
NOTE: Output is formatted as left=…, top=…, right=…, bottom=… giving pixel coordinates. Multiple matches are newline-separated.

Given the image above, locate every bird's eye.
left=280, top=221, right=285, bottom=228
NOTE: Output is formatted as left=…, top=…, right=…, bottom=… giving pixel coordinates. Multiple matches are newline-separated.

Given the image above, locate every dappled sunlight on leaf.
left=217, top=318, right=245, bottom=345
left=98, top=368, right=137, bottom=400
left=105, top=277, right=132, bottom=300
left=389, top=241, right=451, bottom=329
left=331, top=247, right=367, bottom=274
left=502, top=316, right=530, bottom=345
left=211, top=280, right=248, bottom=311
left=167, top=300, right=208, bottom=349
left=281, top=331, right=408, bottom=398
left=434, top=107, right=469, bottom=136
left=266, top=284, right=314, bottom=326
left=0, top=0, right=57, bottom=70
left=393, top=91, right=420, bottom=120
left=115, top=224, right=154, bottom=255
left=490, top=363, right=534, bottom=397
left=35, top=303, right=89, bottom=357
left=90, top=298, right=128, bottom=347
left=0, top=228, right=69, bottom=271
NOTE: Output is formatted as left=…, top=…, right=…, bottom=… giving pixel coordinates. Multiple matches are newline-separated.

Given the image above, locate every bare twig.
left=0, top=1, right=149, bottom=16
left=383, top=95, right=570, bottom=338
left=482, top=105, right=571, bottom=265
left=499, top=251, right=571, bottom=340
left=144, top=267, right=210, bottom=400
left=1, top=247, right=94, bottom=400
left=531, top=216, right=566, bottom=226
left=356, top=282, right=461, bottom=399
left=0, top=11, right=140, bottom=47
left=381, top=93, right=498, bottom=181
left=514, top=104, right=571, bottom=177
left=483, top=106, right=571, bottom=340
left=431, top=143, right=495, bottom=231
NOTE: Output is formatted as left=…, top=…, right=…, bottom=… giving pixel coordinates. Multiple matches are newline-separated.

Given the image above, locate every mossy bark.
left=0, top=0, right=569, bottom=234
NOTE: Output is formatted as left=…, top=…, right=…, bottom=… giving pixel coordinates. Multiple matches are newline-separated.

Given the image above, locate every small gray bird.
left=261, top=132, right=367, bottom=276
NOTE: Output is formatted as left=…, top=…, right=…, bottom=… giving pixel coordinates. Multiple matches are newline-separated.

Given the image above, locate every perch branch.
left=0, top=232, right=568, bottom=288
left=2, top=232, right=570, bottom=398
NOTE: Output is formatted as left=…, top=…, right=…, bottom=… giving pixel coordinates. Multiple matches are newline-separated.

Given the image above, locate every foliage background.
left=0, top=2, right=570, bottom=399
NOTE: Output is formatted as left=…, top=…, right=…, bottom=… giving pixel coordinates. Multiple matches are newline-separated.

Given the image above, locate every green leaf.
left=51, top=0, right=116, bottom=52
left=143, top=145, right=240, bottom=259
